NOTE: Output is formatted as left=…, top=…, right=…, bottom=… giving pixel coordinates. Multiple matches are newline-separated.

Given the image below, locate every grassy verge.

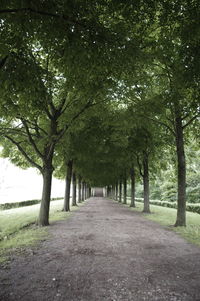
left=0, top=199, right=83, bottom=263
left=123, top=200, right=200, bottom=247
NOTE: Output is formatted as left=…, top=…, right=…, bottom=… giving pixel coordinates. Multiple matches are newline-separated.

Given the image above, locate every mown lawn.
left=127, top=201, right=200, bottom=247
left=0, top=199, right=80, bottom=262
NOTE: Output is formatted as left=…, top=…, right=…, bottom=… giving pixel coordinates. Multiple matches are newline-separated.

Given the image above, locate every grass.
left=0, top=199, right=83, bottom=263
left=125, top=200, right=200, bottom=247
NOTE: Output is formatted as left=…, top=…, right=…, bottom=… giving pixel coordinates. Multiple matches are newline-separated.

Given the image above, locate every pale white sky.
left=0, top=158, right=64, bottom=204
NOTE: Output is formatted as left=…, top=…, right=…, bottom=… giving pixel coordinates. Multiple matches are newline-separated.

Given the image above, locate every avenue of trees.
left=0, top=1, right=199, bottom=227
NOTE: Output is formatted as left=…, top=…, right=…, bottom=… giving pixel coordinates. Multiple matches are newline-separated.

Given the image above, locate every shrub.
left=0, top=197, right=63, bottom=210
left=135, top=198, right=200, bottom=215
left=186, top=185, right=200, bottom=203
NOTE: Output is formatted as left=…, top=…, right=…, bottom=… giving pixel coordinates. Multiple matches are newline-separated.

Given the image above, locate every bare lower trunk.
left=38, top=166, right=53, bottom=226
left=109, top=186, right=112, bottom=198
left=119, top=179, right=122, bottom=203
left=81, top=182, right=85, bottom=201
left=123, top=175, right=127, bottom=204
left=130, top=166, right=136, bottom=207
left=143, top=153, right=150, bottom=213
left=87, top=184, right=89, bottom=199
left=72, top=172, right=77, bottom=206
left=174, top=108, right=186, bottom=227
left=89, top=187, right=91, bottom=198
left=112, top=185, right=115, bottom=199
left=107, top=186, right=110, bottom=197
left=115, top=182, right=118, bottom=201
left=78, top=176, right=82, bottom=203
left=63, top=160, right=72, bottom=212
left=84, top=183, right=87, bottom=200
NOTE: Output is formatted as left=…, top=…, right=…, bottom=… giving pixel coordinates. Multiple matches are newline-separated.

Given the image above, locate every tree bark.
left=119, top=179, right=122, bottom=203
left=143, top=152, right=150, bottom=213
left=174, top=106, right=186, bottom=227
left=89, top=186, right=91, bottom=198
left=115, top=182, right=118, bottom=201
left=84, top=183, right=87, bottom=200
left=81, top=181, right=85, bottom=201
left=86, top=184, right=89, bottom=199
left=130, top=166, right=136, bottom=207
left=78, top=175, right=82, bottom=203
left=108, top=186, right=111, bottom=198
left=63, top=160, right=72, bottom=211
left=123, top=174, right=127, bottom=204
left=38, top=164, right=53, bottom=226
left=72, top=172, right=77, bottom=206
left=111, top=185, right=113, bottom=198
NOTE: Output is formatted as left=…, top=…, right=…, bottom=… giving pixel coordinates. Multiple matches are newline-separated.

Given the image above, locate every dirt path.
left=1, top=197, right=200, bottom=301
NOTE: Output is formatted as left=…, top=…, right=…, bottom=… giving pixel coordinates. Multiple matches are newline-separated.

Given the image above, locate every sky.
left=0, top=158, right=64, bottom=204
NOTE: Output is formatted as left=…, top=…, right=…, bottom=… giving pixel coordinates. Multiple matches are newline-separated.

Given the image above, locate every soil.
left=1, top=197, right=200, bottom=301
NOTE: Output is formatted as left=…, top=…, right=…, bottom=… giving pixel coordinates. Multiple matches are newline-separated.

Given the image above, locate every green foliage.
left=135, top=198, right=200, bottom=215
left=0, top=197, right=63, bottom=210
left=0, top=0, right=199, bottom=228
left=147, top=141, right=200, bottom=204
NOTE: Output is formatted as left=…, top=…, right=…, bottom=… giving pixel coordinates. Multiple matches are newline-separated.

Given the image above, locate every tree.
left=63, top=160, right=73, bottom=212
left=0, top=45, right=107, bottom=225
left=130, top=166, right=136, bottom=208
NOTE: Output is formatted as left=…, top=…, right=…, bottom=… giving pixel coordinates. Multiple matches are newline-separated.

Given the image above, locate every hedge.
left=0, top=197, right=63, bottom=210
left=133, top=198, right=200, bottom=215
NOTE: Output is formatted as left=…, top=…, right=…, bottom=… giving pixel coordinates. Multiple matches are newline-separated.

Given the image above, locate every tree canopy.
left=0, top=0, right=199, bottom=226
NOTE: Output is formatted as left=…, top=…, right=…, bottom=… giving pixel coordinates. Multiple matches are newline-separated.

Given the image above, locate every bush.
left=186, top=204, right=200, bottom=215
left=160, top=187, right=177, bottom=202
left=186, top=185, right=200, bottom=203
left=0, top=197, right=63, bottom=210
left=135, top=183, right=143, bottom=198
left=135, top=198, right=200, bottom=215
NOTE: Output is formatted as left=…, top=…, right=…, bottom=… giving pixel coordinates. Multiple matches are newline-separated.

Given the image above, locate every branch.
left=144, top=116, right=176, bottom=136
left=57, top=98, right=67, bottom=114
left=181, top=112, right=190, bottom=121
left=21, top=119, right=44, bottom=159
left=182, top=114, right=199, bottom=130
left=47, top=143, right=55, bottom=161
left=56, top=100, right=96, bottom=141
left=44, top=103, right=53, bottom=120
left=4, top=135, right=43, bottom=173
left=24, top=118, right=48, bottom=136
left=0, top=8, right=84, bottom=27
left=136, top=155, right=144, bottom=178
left=1, top=127, right=27, bottom=137
left=0, top=55, right=8, bottom=69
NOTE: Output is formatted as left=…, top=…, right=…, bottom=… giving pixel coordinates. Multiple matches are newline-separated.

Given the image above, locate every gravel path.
left=1, top=197, right=200, bottom=301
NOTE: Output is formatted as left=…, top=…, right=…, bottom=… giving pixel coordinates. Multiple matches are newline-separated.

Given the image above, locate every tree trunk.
left=111, top=185, right=114, bottom=199
left=78, top=175, right=82, bottom=203
left=81, top=181, right=84, bottom=201
left=119, top=179, right=122, bottom=203
left=38, top=165, right=53, bottom=226
left=174, top=107, right=186, bottom=227
left=123, top=175, right=127, bottom=204
left=84, top=183, right=87, bottom=200
left=115, top=182, right=118, bottom=201
left=130, top=166, right=136, bottom=207
left=143, top=152, right=150, bottom=213
left=72, top=172, right=77, bottom=206
left=107, top=186, right=109, bottom=197
left=63, top=160, right=72, bottom=211
left=87, top=184, right=89, bottom=198
left=108, top=186, right=111, bottom=197
left=89, top=187, right=91, bottom=198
